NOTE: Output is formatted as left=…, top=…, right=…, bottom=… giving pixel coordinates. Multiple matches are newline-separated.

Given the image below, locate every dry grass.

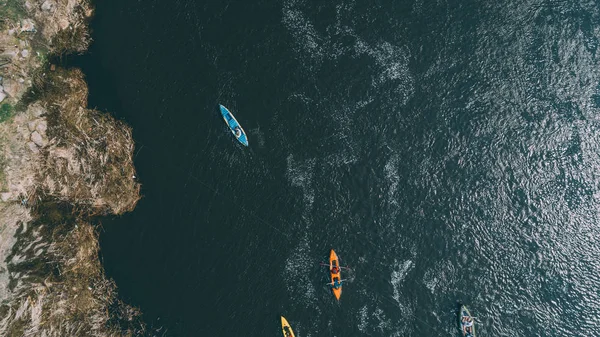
left=24, top=0, right=93, bottom=54
left=0, top=203, right=145, bottom=336
left=34, top=67, right=141, bottom=215
left=0, top=1, right=147, bottom=336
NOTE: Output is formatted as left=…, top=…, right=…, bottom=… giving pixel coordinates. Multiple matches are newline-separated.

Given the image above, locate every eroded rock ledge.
left=0, top=0, right=145, bottom=336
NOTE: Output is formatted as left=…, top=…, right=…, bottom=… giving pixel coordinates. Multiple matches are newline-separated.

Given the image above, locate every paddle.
left=325, top=279, right=348, bottom=286
left=319, top=262, right=352, bottom=270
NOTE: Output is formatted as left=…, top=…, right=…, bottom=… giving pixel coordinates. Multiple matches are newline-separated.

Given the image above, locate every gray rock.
left=36, top=120, right=47, bottom=135
left=31, top=105, right=45, bottom=117
left=2, top=79, right=17, bottom=97
left=21, top=49, right=29, bottom=58
left=28, top=121, right=37, bottom=132
left=20, top=19, right=36, bottom=33
left=41, top=0, right=55, bottom=11
left=30, top=131, right=45, bottom=147
left=0, top=91, right=5, bottom=104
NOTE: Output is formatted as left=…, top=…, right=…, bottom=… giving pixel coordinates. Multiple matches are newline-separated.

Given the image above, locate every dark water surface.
left=75, top=0, right=600, bottom=335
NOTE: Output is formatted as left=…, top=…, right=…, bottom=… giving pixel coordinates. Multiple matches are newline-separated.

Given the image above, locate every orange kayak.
left=329, top=249, right=342, bottom=300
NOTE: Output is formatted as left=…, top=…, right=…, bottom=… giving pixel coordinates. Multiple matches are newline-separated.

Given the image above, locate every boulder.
left=0, top=91, right=5, bottom=104
left=2, top=79, right=18, bottom=97
left=30, top=131, right=46, bottom=147
left=4, top=49, right=18, bottom=58
left=31, top=105, right=45, bottom=117
left=20, top=19, right=36, bottom=33
left=41, top=0, right=56, bottom=12
left=58, top=18, right=69, bottom=30
left=28, top=121, right=37, bottom=132
left=36, top=120, right=47, bottom=135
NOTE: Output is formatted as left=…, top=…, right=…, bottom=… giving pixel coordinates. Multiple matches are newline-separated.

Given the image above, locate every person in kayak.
left=234, top=127, right=242, bottom=138
left=462, top=316, right=473, bottom=335
left=331, top=265, right=340, bottom=274
left=330, top=279, right=343, bottom=289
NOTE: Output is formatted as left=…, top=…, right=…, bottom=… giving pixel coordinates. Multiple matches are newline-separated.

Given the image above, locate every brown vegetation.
left=36, top=67, right=141, bottom=215
left=0, top=0, right=147, bottom=336
left=1, top=203, right=145, bottom=336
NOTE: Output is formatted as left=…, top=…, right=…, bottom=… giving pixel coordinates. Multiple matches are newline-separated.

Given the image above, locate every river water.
left=73, top=0, right=600, bottom=335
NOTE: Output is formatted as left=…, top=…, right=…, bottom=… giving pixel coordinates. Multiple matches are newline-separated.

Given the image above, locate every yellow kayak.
left=280, top=316, right=295, bottom=337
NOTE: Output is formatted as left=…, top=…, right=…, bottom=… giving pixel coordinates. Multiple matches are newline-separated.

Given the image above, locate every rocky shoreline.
left=0, top=0, right=145, bottom=335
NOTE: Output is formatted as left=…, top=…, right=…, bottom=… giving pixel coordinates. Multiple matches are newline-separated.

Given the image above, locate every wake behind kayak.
left=219, top=104, right=248, bottom=146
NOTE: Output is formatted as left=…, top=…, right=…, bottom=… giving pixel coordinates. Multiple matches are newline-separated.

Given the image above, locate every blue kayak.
left=219, top=105, right=248, bottom=146
left=459, top=305, right=476, bottom=337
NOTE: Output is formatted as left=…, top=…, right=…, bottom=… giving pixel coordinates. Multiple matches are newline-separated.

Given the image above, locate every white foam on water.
left=423, top=268, right=439, bottom=295
left=322, top=151, right=358, bottom=168
left=384, top=154, right=400, bottom=213
left=422, top=260, right=456, bottom=297
left=282, top=0, right=324, bottom=66
left=391, top=259, right=413, bottom=305
left=287, top=92, right=313, bottom=105
left=372, top=42, right=411, bottom=83
left=356, top=304, right=410, bottom=336
left=355, top=283, right=414, bottom=336
left=286, top=154, right=316, bottom=210
left=412, top=0, right=423, bottom=14
left=283, top=233, right=321, bottom=315
left=350, top=32, right=415, bottom=106
left=281, top=0, right=415, bottom=107
left=365, top=41, right=415, bottom=106
left=357, top=305, right=369, bottom=332
left=355, top=97, right=374, bottom=110
left=372, top=306, right=392, bottom=332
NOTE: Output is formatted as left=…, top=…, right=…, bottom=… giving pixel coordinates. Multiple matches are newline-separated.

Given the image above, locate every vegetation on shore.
left=0, top=0, right=146, bottom=336
left=3, top=202, right=144, bottom=336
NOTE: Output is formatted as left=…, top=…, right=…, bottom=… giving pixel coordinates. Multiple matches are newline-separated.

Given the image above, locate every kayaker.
left=331, top=279, right=343, bottom=289
left=462, top=317, right=473, bottom=335
left=331, top=266, right=340, bottom=274
left=234, top=127, right=242, bottom=138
